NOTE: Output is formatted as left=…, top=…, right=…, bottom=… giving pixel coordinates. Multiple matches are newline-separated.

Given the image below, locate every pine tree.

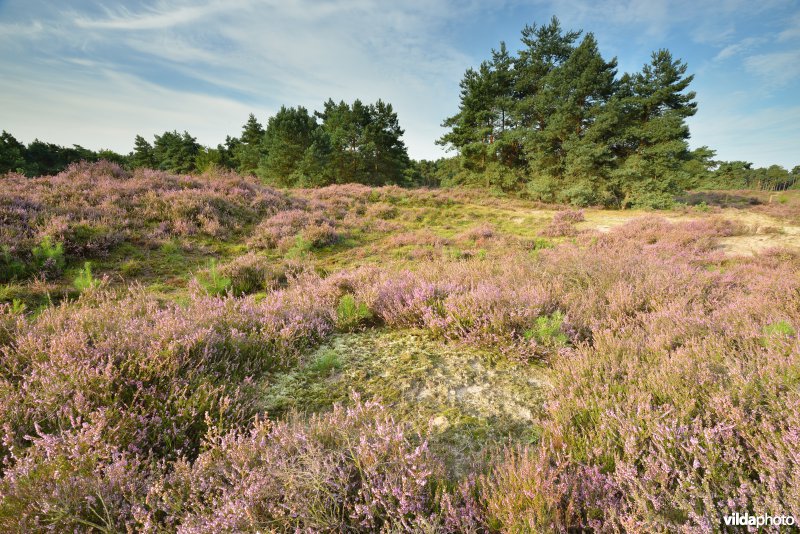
left=235, top=114, right=265, bottom=175
left=524, top=33, right=618, bottom=204
left=0, top=131, right=27, bottom=174
left=257, top=106, right=324, bottom=187
left=153, top=131, right=201, bottom=174
left=440, top=17, right=700, bottom=206
left=611, top=50, right=697, bottom=207
left=130, top=135, right=156, bottom=169
left=362, top=100, right=409, bottom=185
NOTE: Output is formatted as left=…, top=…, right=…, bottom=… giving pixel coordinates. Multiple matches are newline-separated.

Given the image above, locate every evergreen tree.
left=681, top=146, right=717, bottom=189
left=362, top=100, right=409, bottom=185
left=219, top=136, right=240, bottom=170
left=0, top=131, right=26, bottom=174
left=235, top=114, right=265, bottom=175
left=130, top=135, right=156, bottom=169
left=611, top=50, right=697, bottom=207
left=440, top=17, right=699, bottom=207
left=525, top=33, right=618, bottom=204
left=318, top=99, right=409, bottom=185
left=317, top=99, right=369, bottom=184
left=258, top=106, right=326, bottom=187
left=153, top=131, right=201, bottom=174
left=195, top=147, right=223, bottom=173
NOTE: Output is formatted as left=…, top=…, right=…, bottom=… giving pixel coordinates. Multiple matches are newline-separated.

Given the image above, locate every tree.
left=361, top=100, right=409, bottom=185
left=525, top=33, right=618, bottom=204
left=130, top=135, right=156, bottom=169
left=195, top=147, right=223, bottom=173
left=24, top=140, right=61, bottom=176
left=439, top=17, right=700, bottom=207
left=318, top=99, right=409, bottom=185
left=681, top=146, right=717, bottom=189
left=611, top=49, right=697, bottom=207
left=0, top=131, right=26, bottom=174
left=234, top=114, right=265, bottom=174
left=257, top=106, right=327, bottom=187
left=153, top=131, right=201, bottom=174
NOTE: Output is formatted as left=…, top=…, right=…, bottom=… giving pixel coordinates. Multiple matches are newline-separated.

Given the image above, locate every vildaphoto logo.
left=723, top=512, right=795, bottom=527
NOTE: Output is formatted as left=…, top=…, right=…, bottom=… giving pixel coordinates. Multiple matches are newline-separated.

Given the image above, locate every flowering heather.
left=1, top=171, right=799, bottom=532
left=0, top=162, right=293, bottom=275
left=539, top=209, right=584, bottom=237
left=248, top=209, right=338, bottom=250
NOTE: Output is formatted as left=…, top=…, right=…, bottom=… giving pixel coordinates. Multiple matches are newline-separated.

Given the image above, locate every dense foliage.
left=127, top=99, right=411, bottom=186
left=438, top=17, right=699, bottom=207
left=0, top=130, right=127, bottom=177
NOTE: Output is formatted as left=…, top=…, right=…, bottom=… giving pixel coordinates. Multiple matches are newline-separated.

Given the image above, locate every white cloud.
left=0, top=63, right=258, bottom=152
left=73, top=0, right=252, bottom=30
left=778, top=13, right=800, bottom=41
left=744, top=50, right=800, bottom=86
left=714, top=37, right=764, bottom=61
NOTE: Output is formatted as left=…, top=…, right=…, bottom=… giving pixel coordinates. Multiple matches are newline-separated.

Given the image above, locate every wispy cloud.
left=0, top=0, right=797, bottom=167
left=714, top=37, right=765, bottom=61
left=744, top=50, right=800, bottom=86
left=72, top=0, right=251, bottom=30
left=2, top=0, right=479, bottom=157
left=778, top=12, right=800, bottom=41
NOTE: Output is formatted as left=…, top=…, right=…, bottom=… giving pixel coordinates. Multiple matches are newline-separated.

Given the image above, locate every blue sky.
left=1, top=0, right=798, bottom=168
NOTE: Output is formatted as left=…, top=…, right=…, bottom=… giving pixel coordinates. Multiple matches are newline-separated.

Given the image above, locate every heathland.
left=1, top=161, right=799, bottom=531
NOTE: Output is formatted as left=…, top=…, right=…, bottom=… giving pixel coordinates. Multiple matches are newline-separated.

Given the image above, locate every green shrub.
left=760, top=320, right=796, bottom=348
left=524, top=311, right=568, bottom=348
left=285, top=236, right=313, bottom=260
left=31, top=236, right=65, bottom=278
left=120, top=259, right=142, bottom=277
left=197, top=259, right=232, bottom=296
left=336, top=294, right=372, bottom=331
left=218, top=253, right=276, bottom=296
left=307, top=350, right=342, bottom=375
left=0, top=246, right=26, bottom=282
left=73, top=262, right=100, bottom=292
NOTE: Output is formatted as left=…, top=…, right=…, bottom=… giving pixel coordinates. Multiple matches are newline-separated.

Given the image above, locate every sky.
left=0, top=0, right=798, bottom=169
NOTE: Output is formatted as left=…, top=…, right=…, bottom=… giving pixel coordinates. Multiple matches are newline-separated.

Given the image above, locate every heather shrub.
left=460, top=223, right=496, bottom=242
left=0, top=283, right=337, bottom=472
left=475, top=219, right=800, bottom=530
left=0, top=416, right=151, bottom=532
left=0, top=162, right=294, bottom=273
left=302, top=221, right=341, bottom=248
left=539, top=214, right=580, bottom=237
left=143, top=397, right=455, bottom=532
left=481, top=446, right=621, bottom=532
left=218, top=253, right=278, bottom=295
left=365, top=202, right=399, bottom=219
left=248, top=209, right=335, bottom=250
left=2, top=191, right=800, bottom=532
left=552, top=208, right=585, bottom=224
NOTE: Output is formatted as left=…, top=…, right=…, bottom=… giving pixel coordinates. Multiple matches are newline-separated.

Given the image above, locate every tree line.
left=1, top=98, right=417, bottom=186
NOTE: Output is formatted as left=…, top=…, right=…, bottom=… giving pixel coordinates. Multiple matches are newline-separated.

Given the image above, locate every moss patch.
left=261, top=329, right=550, bottom=475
